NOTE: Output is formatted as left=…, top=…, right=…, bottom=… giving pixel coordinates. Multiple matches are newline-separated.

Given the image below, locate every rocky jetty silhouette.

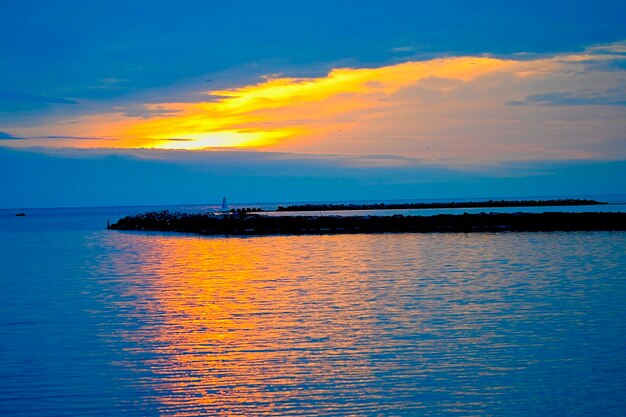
left=109, top=210, right=626, bottom=236
left=276, top=199, right=605, bottom=212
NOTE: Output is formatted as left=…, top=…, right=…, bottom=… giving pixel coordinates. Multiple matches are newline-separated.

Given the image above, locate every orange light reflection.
left=104, top=233, right=408, bottom=415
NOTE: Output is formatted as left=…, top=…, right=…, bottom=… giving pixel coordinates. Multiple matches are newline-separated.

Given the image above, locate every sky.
left=1, top=0, right=625, bottom=208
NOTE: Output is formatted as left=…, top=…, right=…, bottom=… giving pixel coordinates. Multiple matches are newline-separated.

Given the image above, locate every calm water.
left=1, top=205, right=626, bottom=416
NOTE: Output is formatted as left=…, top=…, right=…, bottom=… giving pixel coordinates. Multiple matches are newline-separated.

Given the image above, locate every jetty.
left=276, top=199, right=605, bottom=212
left=108, top=211, right=626, bottom=236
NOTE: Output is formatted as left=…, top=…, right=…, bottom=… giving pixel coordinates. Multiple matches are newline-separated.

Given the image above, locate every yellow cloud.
left=100, top=56, right=515, bottom=149
left=8, top=45, right=624, bottom=163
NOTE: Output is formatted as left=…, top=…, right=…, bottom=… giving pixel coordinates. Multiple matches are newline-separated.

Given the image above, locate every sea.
left=1, top=195, right=626, bottom=416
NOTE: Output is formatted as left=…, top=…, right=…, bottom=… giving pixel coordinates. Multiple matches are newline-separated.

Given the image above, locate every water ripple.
left=1, top=231, right=625, bottom=416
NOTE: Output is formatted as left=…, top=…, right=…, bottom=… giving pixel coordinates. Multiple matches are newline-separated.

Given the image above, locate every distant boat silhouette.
left=220, top=197, right=229, bottom=213
left=15, top=212, right=26, bottom=216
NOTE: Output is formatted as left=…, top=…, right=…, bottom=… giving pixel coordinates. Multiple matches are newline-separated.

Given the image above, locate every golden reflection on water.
left=105, top=233, right=411, bottom=415
left=97, top=231, right=626, bottom=416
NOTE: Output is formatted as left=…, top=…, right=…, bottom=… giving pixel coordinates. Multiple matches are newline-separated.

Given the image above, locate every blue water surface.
left=1, top=200, right=625, bottom=416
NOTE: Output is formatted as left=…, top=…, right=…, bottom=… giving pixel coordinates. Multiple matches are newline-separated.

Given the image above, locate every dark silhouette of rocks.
left=109, top=211, right=626, bottom=236
left=276, top=199, right=605, bottom=212
left=230, top=207, right=264, bottom=214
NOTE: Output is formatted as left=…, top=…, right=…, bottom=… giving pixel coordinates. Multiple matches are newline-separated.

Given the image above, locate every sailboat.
left=220, top=197, right=230, bottom=213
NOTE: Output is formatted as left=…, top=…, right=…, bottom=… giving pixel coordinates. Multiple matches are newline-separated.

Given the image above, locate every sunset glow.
left=2, top=4, right=626, bottom=416
left=109, top=57, right=515, bottom=150
left=5, top=47, right=624, bottom=164
left=1, top=3, right=625, bottom=207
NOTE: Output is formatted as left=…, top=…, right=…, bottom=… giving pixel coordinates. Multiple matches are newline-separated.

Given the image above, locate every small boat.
left=15, top=212, right=26, bottom=217
left=219, top=197, right=230, bottom=213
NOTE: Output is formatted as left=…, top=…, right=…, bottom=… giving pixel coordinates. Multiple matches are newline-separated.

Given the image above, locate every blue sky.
left=1, top=0, right=625, bottom=208
left=3, top=0, right=625, bottom=119
left=2, top=147, right=625, bottom=208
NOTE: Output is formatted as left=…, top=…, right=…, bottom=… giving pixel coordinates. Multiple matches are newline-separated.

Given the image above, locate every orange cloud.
left=6, top=43, right=625, bottom=164
left=101, top=56, right=516, bottom=149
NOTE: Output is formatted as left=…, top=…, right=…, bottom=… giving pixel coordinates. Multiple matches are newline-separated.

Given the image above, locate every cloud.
left=28, top=147, right=417, bottom=169
left=88, top=77, right=131, bottom=91
left=389, top=46, right=415, bottom=53
left=29, top=135, right=117, bottom=140
left=0, top=131, right=22, bottom=140
left=507, top=91, right=626, bottom=107
left=584, top=41, right=626, bottom=55
left=87, top=56, right=517, bottom=151
left=0, top=91, right=77, bottom=104
left=3, top=42, right=625, bottom=165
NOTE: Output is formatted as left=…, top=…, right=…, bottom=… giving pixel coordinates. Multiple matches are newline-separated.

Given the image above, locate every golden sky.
left=6, top=44, right=626, bottom=164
